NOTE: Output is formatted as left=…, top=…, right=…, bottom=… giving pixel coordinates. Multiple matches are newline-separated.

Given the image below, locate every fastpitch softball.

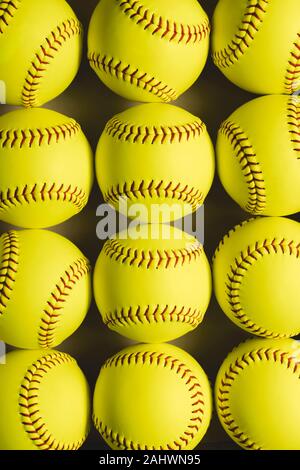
left=0, top=229, right=91, bottom=349
left=93, top=342, right=212, bottom=450
left=88, top=0, right=210, bottom=102
left=216, top=337, right=300, bottom=450
left=96, top=103, right=215, bottom=222
left=0, top=0, right=83, bottom=106
left=217, top=95, right=300, bottom=216
left=94, top=224, right=211, bottom=343
left=212, top=0, right=300, bottom=94
left=0, top=349, right=90, bottom=450
left=0, top=107, right=93, bottom=228
left=213, top=216, right=300, bottom=338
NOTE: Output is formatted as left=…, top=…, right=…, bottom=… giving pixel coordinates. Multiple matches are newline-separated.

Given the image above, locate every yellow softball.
left=93, top=342, right=212, bottom=450
left=216, top=337, right=300, bottom=450
left=0, top=107, right=93, bottom=228
left=88, top=0, right=210, bottom=102
left=213, top=216, right=300, bottom=338
left=94, top=224, right=211, bottom=343
left=217, top=95, right=300, bottom=216
left=0, top=0, right=82, bottom=107
left=212, top=0, right=300, bottom=94
left=0, top=229, right=91, bottom=349
left=0, top=348, right=90, bottom=450
left=96, top=103, right=215, bottom=222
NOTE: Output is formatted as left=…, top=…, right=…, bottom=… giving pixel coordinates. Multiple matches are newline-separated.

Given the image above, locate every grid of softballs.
left=0, top=0, right=299, bottom=451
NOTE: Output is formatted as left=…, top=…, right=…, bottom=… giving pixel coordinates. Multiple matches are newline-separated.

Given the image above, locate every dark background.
left=1, top=0, right=299, bottom=450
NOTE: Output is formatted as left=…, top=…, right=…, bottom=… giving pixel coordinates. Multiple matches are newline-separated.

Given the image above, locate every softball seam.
left=285, top=32, right=300, bottom=93
left=0, top=230, right=19, bottom=316
left=213, top=219, right=254, bottom=261
left=103, top=238, right=203, bottom=269
left=104, top=179, right=204, bottom=211
left=226, top=238, right=300, bottom=338
left=103, top=117, right=206, bottom=209
left=0, top=119, right=81, bottom=148
left=213, top=0, right=269, bottom=69
left=116, top=0, right=210, bottom=45
left=103, top=304, right=205, bottom=330
left=93, top=350, right=207, bottom=450
left=38, top=257, right=91, bottom=348
left=105, top=116, right=206, bottom=144
left=19, top=352, right=88, bottom=450
left=22, top=18, right=82, bottom=107
left=0, top=183, right=88, bottom=213
left=217, top=346, right=300, bottom=450
left=0, top=0, right=20, bottom=34
left=88, top=52, right=178, bottom=103
left=287, top=98, right=300, bottom=156
left=219, top=120, right=266, bottom=214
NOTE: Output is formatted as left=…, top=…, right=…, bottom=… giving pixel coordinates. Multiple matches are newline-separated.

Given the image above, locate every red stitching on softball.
left=219, top=120, right=266, bottom=214
left=213, top=0, right=269, bottom=69
left=88, top=52, right=178, bottom=103
left=0, top=230, right=19, bottom=315
left=94, top=350, right=206, bottom=450
left=103, top=304, right=205, bottom=329
left=217, top=347, right=300, bottom=450
left=0, top=183, right=87, bottom=212
left=0, top=120, right=81, bottom=148
left=285, top=33, right=300, bottom=93
left=287, top=98, right=300, bottom=156
left=226, top=238, right=300, bottom=337
left=103, top=238, right=203, bottom=269
left=38, top=258, right=91, bottom=348
left=0, top=0, right=20, bottom=33
left=117, top=0, right=210, bottom=45
left=103, top=179, right=204, bottom=212
left=19, top=352, right=88, bottom=450
left=105, top=117, right=205, bottom=144
left=213, top=219, right=254, bottom=261
left=21, top=18, right=82, bottom=107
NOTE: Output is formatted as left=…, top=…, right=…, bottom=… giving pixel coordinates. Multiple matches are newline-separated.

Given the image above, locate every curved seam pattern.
left=0, top=230, right=19, bottom=316
left=285, top=32, right=300, bottom=93
left=217, top=347, right=300, bottom=450
left=0, top=0, right=21, bottom=34
left=212, top=219, right=254, bottom=261
left=88, top=52, right=178, bottom=103
left=0, top=120, right=81, bottom=148
left=38, top=257, right=91, bottom=348
left=22, top=18, right=82, bottom=107
left=93, top=350, right=206, bottom=450
left=103, top=180, right=204, bottom=211
left=116, top=0, right=210, bottom=45
left=219, top=120, right=266, bottom=214
left=226, top=238, right=300, bottom=337
left=19, top=352, right=88, bottom=449
left=104, top=304, right=205, bottom=329
left=0, top=183, right=87, bottom=212
left=213, top=0, right=269, bottom=69
left=103, top=238, right=203, bottom=269
left=287, top=98, right=300, bottom=157
left=105, top=117, right=206, bottom=144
